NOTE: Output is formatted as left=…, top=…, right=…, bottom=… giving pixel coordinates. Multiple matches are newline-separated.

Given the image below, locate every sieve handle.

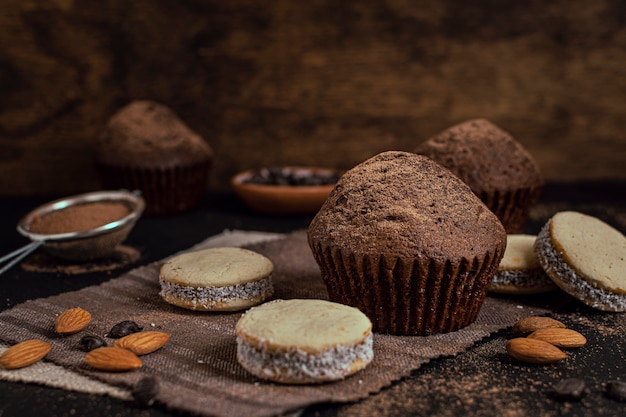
left=0, top=240, right=45, bottom=276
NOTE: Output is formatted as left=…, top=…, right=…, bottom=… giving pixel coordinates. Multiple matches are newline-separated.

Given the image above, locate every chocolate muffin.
left=307, top=151, right=507, bottom=335
left=414, top=119, right=543, bottom=233
left=95, top=100, right=213, bottom=216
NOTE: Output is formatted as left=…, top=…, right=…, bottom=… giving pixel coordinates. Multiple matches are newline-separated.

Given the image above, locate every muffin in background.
left=95, top=100, right=213, bottom=216
left=307, top=151, right=507, bottom=336
left=414, top=118, right=543, bottom=233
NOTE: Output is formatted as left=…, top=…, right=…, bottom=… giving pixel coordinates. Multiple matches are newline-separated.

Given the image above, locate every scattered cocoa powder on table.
left=29, top=202, right=131, bottom=234
left=21, top=245, right=142, bottom=275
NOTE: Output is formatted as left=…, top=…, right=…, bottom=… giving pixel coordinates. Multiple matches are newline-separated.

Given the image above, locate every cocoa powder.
left=29, top=202, right=131, bottom=235
left=21, top=245, right=142, bottom=275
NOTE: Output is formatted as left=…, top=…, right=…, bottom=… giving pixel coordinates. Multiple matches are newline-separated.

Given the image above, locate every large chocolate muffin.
left=95, top=100, right=213, bottom=216
left=414, top=119, right=543, bottom=233
left=307, top=151, right=507, bottom=335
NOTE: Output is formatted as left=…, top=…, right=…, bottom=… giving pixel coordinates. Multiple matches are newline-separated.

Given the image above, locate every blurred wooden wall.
left=1, top=0, right=625, bottom=196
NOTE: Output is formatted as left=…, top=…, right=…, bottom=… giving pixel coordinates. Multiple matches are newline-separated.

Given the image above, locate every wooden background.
left=1, top=0, right=625, bottom=196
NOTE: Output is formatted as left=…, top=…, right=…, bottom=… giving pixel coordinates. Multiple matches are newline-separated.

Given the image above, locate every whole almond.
left=512, top=316, right=566, bottom=336
left=114, top=331, right=171, bottom=356
left=55, top=307, right=92, bottom=335
left=85, top=346, right=142, bottom=371
left=0, top=339, right=52, bottom=369
left=527, top=328, right=587, bottom=349
left=506, top=337, right=567, bottom=364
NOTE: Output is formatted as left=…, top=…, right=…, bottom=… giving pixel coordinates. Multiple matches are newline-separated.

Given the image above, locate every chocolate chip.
left=107, top=320, right=143, bottom=338
left=551, top=378, right=588, bottom=401
left=78, top=335, right=107, bottom=352
left=605, top=380, right=626, bottom=402
left=133, top=376, right=159, bottom=406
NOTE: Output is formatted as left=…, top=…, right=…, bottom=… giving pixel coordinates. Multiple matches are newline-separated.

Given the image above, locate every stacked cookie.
left=159, top=247, right=275, bottom=312
left=534, top=211, right=626, bottom=312
left=158, top=247, right=375, bottom=384
left=486, top=211, right=626, bottom=314
left=235, top=299, right=373, bottom=384
left=488, top=234, right=557, bottom=295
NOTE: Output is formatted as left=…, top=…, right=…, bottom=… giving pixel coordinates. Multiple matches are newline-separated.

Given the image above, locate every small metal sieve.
left=0, top=190, right=145, bottom=275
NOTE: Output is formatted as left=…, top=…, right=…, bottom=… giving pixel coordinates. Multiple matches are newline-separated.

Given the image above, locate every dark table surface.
left=1, top=181, right=625, bottom=417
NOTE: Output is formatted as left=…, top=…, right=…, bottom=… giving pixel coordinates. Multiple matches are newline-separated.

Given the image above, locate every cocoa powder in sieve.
left=29, top=202, right=131, bottom=234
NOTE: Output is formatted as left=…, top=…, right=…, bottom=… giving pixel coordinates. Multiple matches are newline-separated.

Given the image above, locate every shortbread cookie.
left=489, top=234, right=557, bottom=295
left=159, top=247, right=274, bottom=311
left=235, top=299, right=374, bottom=384
left=534, top=211, right=626, bottom=312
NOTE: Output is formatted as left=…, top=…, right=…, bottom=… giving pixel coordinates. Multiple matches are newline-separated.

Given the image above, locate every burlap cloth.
left=0, top=229, right=552, bottom=417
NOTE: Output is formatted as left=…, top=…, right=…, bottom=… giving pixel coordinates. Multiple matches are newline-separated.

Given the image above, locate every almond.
left=506, top=337, right=567, bottom=364
left=512, top=316, right=566, bottom=336
left=85, top=346, right=142, bottom=371
left=55, top=307, right=92, bottom=335
left=527, top=328, right=587, bottom=349
left=114, top=331, right=171, bottom=355
left=0, top=339, right=52, bottom=369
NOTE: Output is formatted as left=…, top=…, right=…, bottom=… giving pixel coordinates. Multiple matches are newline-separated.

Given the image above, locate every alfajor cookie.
left=489, top=234, right=557, bottom=295
left=159, top=247, right=274, bottom=311
left=235, top=299, right=373, bottom=384
left=534, top=211, right=626, bottom=312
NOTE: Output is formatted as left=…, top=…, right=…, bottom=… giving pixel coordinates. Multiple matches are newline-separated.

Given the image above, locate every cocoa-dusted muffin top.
left=307, top=151, right=506, bottom=263
left=95, top=100, right=213, bottom=168
left=414, top=119, right=543, bottom=193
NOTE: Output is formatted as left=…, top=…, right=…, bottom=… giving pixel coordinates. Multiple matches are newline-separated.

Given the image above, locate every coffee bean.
left=605, top=380, right=626, bottom=402
left=244, top=166, right=340, bottom=186
left=79, top=335, right=107, bottom=352
left=107, top=320, right=143, bottom=338
left=133, top=376, right=159, bottom=406
left=551, top=378, right=588, bottom=401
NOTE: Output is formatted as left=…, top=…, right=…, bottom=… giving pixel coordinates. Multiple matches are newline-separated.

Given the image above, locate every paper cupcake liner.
left=310, top=243, right=503, bottom=335
left=97, top=161, right=211, bottom=216
left=479, top=185, right=543, bottom=234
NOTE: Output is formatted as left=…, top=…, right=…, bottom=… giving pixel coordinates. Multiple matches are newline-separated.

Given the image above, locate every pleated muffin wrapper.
left=310, top=242, right=504, bottom=336
left=479, top=184, right=543, bottom=234
left=97, top=160, right=212, bottom=216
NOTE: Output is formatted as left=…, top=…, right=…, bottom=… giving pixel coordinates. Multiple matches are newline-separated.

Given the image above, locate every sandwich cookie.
left=235, top=299, right=373, bottom=384
left=489, top=234, right=557, bottom=295
left=159, top=247, right=274, bottom=311
left=534, top=211, right=626, bottom=312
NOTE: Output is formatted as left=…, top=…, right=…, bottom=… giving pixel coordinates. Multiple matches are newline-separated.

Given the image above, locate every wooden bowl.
left=230, top=167, right=339, bottom=215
